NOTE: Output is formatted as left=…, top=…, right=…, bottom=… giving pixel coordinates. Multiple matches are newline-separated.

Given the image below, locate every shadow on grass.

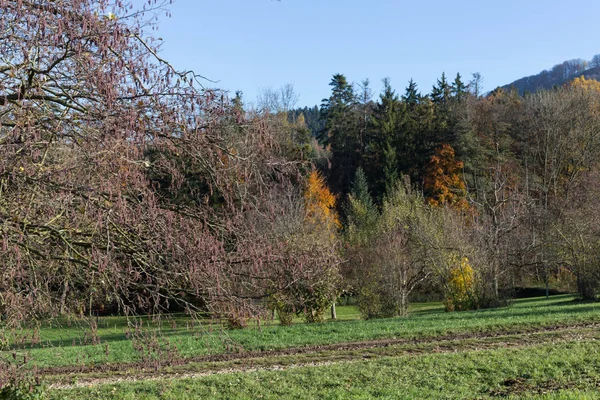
left=8, top=325, right=215, bottom=351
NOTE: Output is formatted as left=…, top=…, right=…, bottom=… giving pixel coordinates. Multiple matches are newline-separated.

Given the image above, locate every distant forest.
left=272, top=69, right=600, bottom=315
left=502, top=54, right=600, bottom=94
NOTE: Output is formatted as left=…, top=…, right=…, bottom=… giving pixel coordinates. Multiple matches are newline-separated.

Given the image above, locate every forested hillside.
left=502, top=55, right=600, bottom=94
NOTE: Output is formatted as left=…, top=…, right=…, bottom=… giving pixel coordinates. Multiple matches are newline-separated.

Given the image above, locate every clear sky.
left=146, top=0, right=600, bottom=107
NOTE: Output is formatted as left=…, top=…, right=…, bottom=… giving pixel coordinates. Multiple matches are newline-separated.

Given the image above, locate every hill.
left=502, top=55, right=600, bottom=94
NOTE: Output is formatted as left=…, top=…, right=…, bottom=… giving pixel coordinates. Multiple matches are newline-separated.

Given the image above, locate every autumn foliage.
left=304, top=170, right=340, bottom=229
left=423, top=144, right=468, bottom=210
left=570, top=75, right=600, bottom=92
left=444, top=255, right=476, bottom=312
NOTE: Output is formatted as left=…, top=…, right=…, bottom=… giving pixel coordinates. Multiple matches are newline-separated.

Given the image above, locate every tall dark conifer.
left=431, top=72, right=451, bottom=105
left=452, top=73, right=467, bottom=100
left=368, top=78, right=405, bottom=200
left=402, top=78, right=420, bottom=107
left=320, top=74, right=359, bottom=195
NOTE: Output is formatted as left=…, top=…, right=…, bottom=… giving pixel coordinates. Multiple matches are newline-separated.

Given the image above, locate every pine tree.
left=382, top=141, right=399, bottom=196
left=358, top=79, right=374, bottom=152
left=367, top=78, right=405, bottom=200
left=431, top=72, right=451, bottom=105
left=291, top=113, right=313, bottom=159
left=402, top=78, right=420, bottom=107
left=404, top=92, right=436, bottom=182
left=320, top=74, right=360, bottom=195
left=350, top=167, right=374, bottom=211
left=451, top=73, right=467, bottom=100
left=346, top=167, right=378, bottom=236
left=232, top=91, right=245, bottom=114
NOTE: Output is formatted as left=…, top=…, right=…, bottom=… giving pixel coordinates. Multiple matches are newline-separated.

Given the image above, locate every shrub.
left=444, top=256, right=477, bottom=311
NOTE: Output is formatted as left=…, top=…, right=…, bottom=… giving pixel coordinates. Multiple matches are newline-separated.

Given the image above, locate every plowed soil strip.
left=48, top=322, right=600, bottom=389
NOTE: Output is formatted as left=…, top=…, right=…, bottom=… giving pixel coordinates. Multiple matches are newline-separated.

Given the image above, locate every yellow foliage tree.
left=304, top=170, right=340, bottom=230
left=444, top=255, right=475, bottom=311
left=570, top=76, right=600, bottom=115
left=571, top=76, right=600, bottom=92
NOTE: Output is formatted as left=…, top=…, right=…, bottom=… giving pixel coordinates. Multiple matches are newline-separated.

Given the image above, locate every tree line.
left=302, top=72, right=600, bottom=318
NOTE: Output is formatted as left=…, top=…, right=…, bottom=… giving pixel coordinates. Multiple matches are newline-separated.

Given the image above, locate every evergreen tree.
left=382, top=141, right=399, bottom=196
left=232, top=90, right=245, bottom=114
left=409, top=96, right=437, bottom=180
left=430, top=73, right=455, bottom=154
left=402, top=78, right=420, bottom=107
left=431, top=72, right=451, bottom=105
left=291, top=113, right=314, bottom=159
left=367, top=78, right=405, bottom=200
left=358, top=78, right=374, bottom=154
left=350, top=167, right=374, bottom=210
left=346, top=167, right=378, bottom=234
left=320, top=74, right=360, bottom=195
left=451, top=73, right=467, bottom=100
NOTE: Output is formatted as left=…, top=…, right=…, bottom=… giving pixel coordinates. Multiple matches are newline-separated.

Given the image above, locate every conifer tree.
left=350, top=167, right=374, bottom=212
left=346, top=167, right=378, bottom=241
left=382, top=142, right=399, bottom=196
left=320, top=74, right=360, bottom=195
left=368, top=78, right=405, bottom=200
left=431, top=72, right=451, bottom=105
left=402, top=78, right=420, bottom=107
left=451, top=73, right=467, bottom=100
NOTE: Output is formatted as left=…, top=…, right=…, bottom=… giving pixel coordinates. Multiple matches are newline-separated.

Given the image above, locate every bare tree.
left=468, top=73, right=484, bottom=97
left=525, top=85, right=600, bottom=299
left=0, top=0, right=316, bottom=324
left=256, top=83, right=299, bottom=113
left=348, top=180, right=438, bottom=318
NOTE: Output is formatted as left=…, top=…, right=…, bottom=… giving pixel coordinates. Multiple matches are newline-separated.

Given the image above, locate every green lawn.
left=50, top=339, right=600, bottom=399
left=5, top=294, right=600, bottom=370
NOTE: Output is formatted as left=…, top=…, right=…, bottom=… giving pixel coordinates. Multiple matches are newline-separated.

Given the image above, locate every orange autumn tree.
left=304, top=170, right=341, bottom=229
left=423, top=144, right=468, bottom=210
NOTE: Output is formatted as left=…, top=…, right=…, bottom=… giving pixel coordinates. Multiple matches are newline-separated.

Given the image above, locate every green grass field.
left=11, top=295, right=600, bottom=369
left=51, top=340, right=600, bottom=399
left=4, top=294, right=600, bottom=398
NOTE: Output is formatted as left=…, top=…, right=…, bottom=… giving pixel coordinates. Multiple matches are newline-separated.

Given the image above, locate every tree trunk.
left=399, top=290, right=408, bottom=317
left=60, top=280, right=69, bottom=315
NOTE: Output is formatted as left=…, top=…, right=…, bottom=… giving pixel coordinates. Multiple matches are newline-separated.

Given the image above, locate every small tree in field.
left=444, top=255, right=476, bottom=311
left=267, top=171, right=341, bottom=325
left=348, top=179, right=441, bottom=318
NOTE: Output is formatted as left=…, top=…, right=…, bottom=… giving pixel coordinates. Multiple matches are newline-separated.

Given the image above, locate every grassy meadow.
left=3, top=294, right=600, bottom=398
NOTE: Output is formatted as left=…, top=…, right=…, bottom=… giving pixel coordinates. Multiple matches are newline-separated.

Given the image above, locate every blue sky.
left=145, top=0, right=600, bottom=107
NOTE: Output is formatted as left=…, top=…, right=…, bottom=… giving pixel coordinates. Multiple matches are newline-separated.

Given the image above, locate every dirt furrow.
left=48, top=322, right=600, bottom=389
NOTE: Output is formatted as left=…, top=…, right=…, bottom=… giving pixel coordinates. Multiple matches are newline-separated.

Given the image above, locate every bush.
left=444, top=256, right=477, bottom=311
left=269, top=294, right=295, bottom=326
left=355, top=284, right=384, bottom=319
left=0, top=382, right=46, bottom=400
